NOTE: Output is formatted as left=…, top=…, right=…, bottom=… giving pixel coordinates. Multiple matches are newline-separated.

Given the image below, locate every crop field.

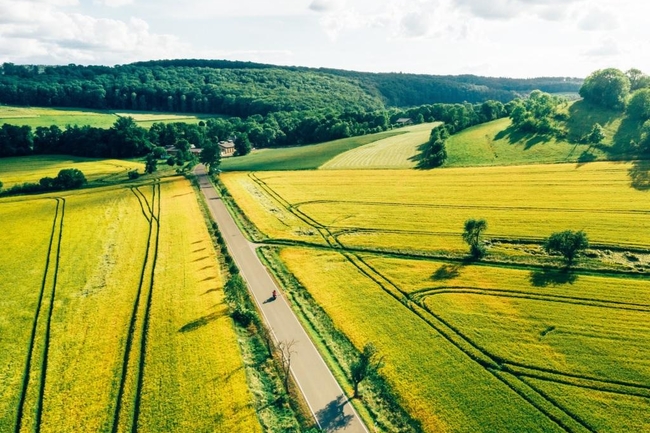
left=220, top=157, right=650, bottom=431
left=0, top=155, right=145, bottom=189
left=220, top=129, right=409, bottom=172
left=320, top=122, right=438, bottom=169
left=0, top=178, right=260, bottom=432
left=276, top=247, right=650, bottom=432
left=221, top=161, right=650, bottom=256
left=0, top=105, right=210, bottom=129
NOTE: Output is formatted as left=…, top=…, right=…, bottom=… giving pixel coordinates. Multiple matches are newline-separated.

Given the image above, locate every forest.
left=0, top=60, right=581, bottom=117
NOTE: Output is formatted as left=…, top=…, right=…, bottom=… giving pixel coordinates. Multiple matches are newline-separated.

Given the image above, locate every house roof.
left=396, top=117, right=412, bottom=123
left=219, top=141, right=235, bottom=149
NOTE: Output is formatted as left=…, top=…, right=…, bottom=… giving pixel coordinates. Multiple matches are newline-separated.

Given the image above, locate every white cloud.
left=577, top=8, right=619, bottom=31
left=308, top=0, right=344, bottom=13
left=94, top=0, right=134, bottom=7
left=453, top=0, right=582, bottom=20
left=582, top=39, right=622, bottom=58
left=0, top=0, right=187, bottom=64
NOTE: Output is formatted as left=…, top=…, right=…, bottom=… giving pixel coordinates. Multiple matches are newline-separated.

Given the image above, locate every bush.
left=128, top=170, right=140, bottom=179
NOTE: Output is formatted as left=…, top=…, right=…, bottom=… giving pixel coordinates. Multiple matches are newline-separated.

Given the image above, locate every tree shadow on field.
left=315, top=394, right=353, bottom=432
left=431, top=263, right=463, bottom=281
left=178, top=309, right=226, bottom=333
left=529, top=268, right=578, bottom=287
left=628, top=160, right=650, bottom=191
left=409, top=141, right=433, bottom=170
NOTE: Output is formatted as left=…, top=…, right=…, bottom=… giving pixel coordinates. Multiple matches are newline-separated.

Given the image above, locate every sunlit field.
left=221, top=162, right=650, bottom=254
left=276, top=248, right=650, bottom=432
left=0, top=178, right=260, bottom=433
left=0, top=155, right=144, bottom=189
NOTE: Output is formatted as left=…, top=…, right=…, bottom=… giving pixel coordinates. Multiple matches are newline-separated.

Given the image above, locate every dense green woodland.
left=0, top=60, right=581, bottom=115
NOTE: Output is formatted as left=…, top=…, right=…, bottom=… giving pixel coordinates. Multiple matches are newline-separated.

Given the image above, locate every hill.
left=445, top=100, right=642, bottom=167
left=0, top=60, right=581, bottom=119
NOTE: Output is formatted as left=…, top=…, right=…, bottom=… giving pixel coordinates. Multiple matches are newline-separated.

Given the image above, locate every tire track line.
left=111, top=184, right=157, bottom=433
left=14, top=198, right=62, bottom=433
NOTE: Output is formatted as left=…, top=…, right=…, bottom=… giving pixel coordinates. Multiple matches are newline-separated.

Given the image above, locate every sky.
left=0, top=0, right=648, bottom=78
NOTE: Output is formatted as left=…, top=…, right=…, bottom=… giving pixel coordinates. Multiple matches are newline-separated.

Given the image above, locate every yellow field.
left=0, top=179, right=260, bottom=432
left=222, top=162, right=650, bottom=253
left=277, top=247, right=650, bottom=432
left=320, top=122, right=438, bottom=169
left=0, top=155, right=144, bottom=189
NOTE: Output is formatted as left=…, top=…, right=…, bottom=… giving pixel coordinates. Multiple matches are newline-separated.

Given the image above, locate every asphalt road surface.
left=196, top=166, right=368, bottom=433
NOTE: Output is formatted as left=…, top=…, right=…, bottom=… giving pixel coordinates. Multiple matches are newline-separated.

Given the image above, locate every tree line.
left=0, top=100, right=510, bottom=159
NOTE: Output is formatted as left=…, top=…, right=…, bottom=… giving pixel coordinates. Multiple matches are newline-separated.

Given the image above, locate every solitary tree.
left=350, top=343, right=384, bottom=399
left=199, top=141, right=221, bottom=174
left=54, top=168, right=86, bottom=189
left=579, top=68, right=630, bottom=110
left=277, top=339, right=297, bottom=392
left=587, top=123, right=606, bottom=144
left=462, top=218, right=488, bottom=259
left=145, top=152, right=158, bottom=174
left=543, top=230, right=589, bottom=266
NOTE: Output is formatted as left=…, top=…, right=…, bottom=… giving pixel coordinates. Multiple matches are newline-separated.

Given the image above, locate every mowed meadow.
left=220, top=161, right=650, bottom=431
left=0, top=177, right=260, bottom=433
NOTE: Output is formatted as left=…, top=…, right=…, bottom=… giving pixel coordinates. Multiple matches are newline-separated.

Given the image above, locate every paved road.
left=196, top=166, right=368, bottom=433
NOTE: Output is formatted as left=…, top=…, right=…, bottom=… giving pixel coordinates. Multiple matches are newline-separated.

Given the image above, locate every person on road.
left=272, top=289, right=277, bottom=299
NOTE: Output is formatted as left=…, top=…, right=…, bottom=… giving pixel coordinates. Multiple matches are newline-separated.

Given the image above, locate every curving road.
left=195, top=166, right=368, bottom=433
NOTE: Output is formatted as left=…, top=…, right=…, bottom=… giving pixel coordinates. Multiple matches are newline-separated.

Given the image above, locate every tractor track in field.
left=14, top=197, right=65, bottom=433
left=111, top=183, right=160, bottom=433
left=247, top=173, right=604, bottom=433
left=292, top=198, right=650, bottom=216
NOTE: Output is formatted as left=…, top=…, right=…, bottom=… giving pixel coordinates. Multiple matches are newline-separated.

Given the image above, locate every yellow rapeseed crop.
left=0, top=178, right=259, bottom=433
left=222, top=162, right=650, bottom=252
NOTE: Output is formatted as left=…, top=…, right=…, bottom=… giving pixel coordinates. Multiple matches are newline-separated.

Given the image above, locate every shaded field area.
left=0, top=105, right=211, bottom=129
left=0, top=155, right=144, bottom=189
left=0, top=178, right=260, bottom=433
left=221, top=162, right=650, bottom=257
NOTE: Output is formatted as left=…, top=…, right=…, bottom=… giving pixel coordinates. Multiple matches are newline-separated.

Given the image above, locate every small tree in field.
left=544, top=230, right=589, bottom=267
left=145, top=152, right=158, bottom=174
left=462, top=218, right=487, bottom=259
left=351, top=343, right=384, bottom=399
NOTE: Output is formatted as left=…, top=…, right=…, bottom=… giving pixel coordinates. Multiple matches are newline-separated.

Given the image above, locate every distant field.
left=221, top=162, right=650, bottom=254
left=320, top=122, right=438, bottom=169
left=0, top=105, right=212, bottom=129
left=277, top=247, right=650, bottom=432
left=0, top=155, right=144, bottom=189
left=0, top=179, right=260, bottom=432
left=220, top=130, right=408, bottom=172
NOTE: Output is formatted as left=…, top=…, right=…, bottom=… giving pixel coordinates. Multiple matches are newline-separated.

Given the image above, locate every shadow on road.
left=316, top=394, right=353, bottom=432
left=262, top=295, right=278, bottom=304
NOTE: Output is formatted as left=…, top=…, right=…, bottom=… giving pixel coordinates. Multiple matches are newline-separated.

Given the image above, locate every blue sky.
left=0, top=0, right=648, bottom=78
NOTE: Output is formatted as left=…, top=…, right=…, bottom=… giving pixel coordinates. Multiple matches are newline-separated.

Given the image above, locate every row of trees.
left=417, top=100, right=511, bottom=168
left=1, top=168, right=86, bottom=196
left=1, top=98, right=514, bottom=159
left=580, top=68, right=650, bottom=122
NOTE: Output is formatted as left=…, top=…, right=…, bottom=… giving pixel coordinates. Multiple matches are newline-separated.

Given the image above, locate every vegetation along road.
left=196, top=165, right=368, bottom=433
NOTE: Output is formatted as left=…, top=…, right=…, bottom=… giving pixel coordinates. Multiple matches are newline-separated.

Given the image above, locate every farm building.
left=395, top=117, right=413, bottom=126
left=219, top=140, right=236, bottom=157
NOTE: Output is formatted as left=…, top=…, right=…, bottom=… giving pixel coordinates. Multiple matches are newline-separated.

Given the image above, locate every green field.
left=0, top=155, right=145, bottom=189
left=220, top=158, right=650, bottom=432
left=445, top=100, right=642, bottom=168
left=0, top=105, right=211, bottom=129
left=0, top=178, right=260, bottom=432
